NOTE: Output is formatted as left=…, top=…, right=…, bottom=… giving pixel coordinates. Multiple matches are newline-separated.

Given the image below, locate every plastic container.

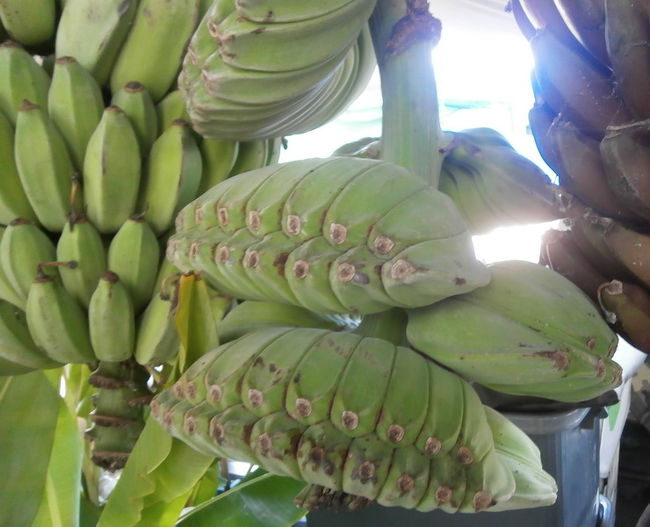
left=307, top=407, right=612, bottom=527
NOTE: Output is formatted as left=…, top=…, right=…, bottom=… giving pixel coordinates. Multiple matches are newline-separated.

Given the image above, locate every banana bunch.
left=168, top=157, right=491, bottom=314
left=332, top=128, right=561, bottom=235
left=511, top=0, right=650, bottom=356
left=151, top=327, right=556, bottom=513
left=179, top=0, right=377, bottom=139
left=406, top=260, right=622, bottom=402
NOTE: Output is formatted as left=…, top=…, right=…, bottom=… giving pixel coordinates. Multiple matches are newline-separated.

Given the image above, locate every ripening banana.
left=197, top=138, right=239, bottom=194
left=147, top=328, right=557, bottom=513
left=56, top=216, right=107, bottom=308
left=26, top=271, right=95, bottom=364
left=406, top=260, right=621, bottom=402
left=140, top=120, right=203, bottom=235
left=169, top=158, right=489, bottom=314
left=111, top=82, right=159, bottom=155
left=48, top=56, right=104, bottom=170
left=107, top=217, right=160, bottom=313
left=134, top=278, right=180, bottom=366
left=55, top=0, right=138, bottom=85
left=155, top=90, right=190, bottom=132
left=0, top=0, right=56, bottom=48
left=0, top=41, right=50, bottom=124
left=0, top=109, right=36, bottom=224
left=0, top=299, right=62, bottom=374
left=0, top=227, right=26, bottom=309
left=110, top=0, right=201, bottom=101
left=14, top=100, right=74, bottom=232
left=88, top=271, right=136, bottom=362
left=0, top=219, right=57, bottom=302
left=83, top=106, right=142, bottom=234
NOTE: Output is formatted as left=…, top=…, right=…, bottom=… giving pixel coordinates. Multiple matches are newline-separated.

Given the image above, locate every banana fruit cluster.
left=151, top=327, right=556, bottom=512
left=179, top=0, right=377, bottom=139
left=512, top=0, right=650, bottom=355
left=167, top=157, right=490, bottom=314
left=407, top=260, right=622, bottom=402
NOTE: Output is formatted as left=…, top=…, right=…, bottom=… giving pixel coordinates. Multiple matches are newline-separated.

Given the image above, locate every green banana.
left=110, top=0, right=201, bottom=101
left=48, top=56, right=104, bottom=170
left=55, top=0, right=138, bottom=85
left=0, top=0, right=56, bottom=48
left=56, top=215, right=107, bottom=308
left=170, top=158, right=489, bottom=314
left=111, top=81, right=159, bottom=155
left=0, top=109, right=36, bottom=224
left=151, top=328, right=556, bottom=512
left=0, top=227, right=26, bottom=309
left=0, top=218, right=57, bottom=302
left=107, top=216, right=160, bottom=314
left=0, top=299, right=62, bottom=373
left=134, top=266, right=181, bottom=366
left=0, top=41, right=50, bottom=124
left=88, top=271, right=136, bottom=362
left=26, top=270, right=95, bottom=364
left=140, top=120, right=203, bottom=235
left=406, top=260, right=621, bottom=402
left=14, top=100, right=74, bottom=232
left=155, top=89, right=190, bottom=132
left=228, top=139, right=270, bottom=176
left=83, top=105, right=141, bottom=234
left=197, top=138, right=239, bottom=195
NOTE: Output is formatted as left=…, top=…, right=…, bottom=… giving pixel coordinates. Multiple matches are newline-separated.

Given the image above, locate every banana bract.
left=406, top=260, right=622, bottom=402
left=179, top=0, right=377, bottom=139
left=152, top=327, right=556, bottom=513
left=168, top=157, right=490, bottom=314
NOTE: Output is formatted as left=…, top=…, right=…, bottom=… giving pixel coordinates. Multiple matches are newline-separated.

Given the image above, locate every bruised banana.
left=111, top=81, right=159, bottom=156
left=83, top=106, right=141, bottom=234
left=0, top=218, right=57, bottom=302
left=48, top=56, right=104, bottom=171
left=0, top=41, right=50, bottom=124
left=14, top=100, right=73, bottom=232
left=56, top=215, right=107, bottom=308
left=0, top=107, right=36, bottom=224
left=218, top=300, right=347, bottom=342
left=180, top=1, right=376, bottom=139
left=88, top=271, right=136, bottom=362
left=107, top=216, right=160, bottom=314
left=140, top=120, right=203, bottom=236
left=406, top=260, right=622, bottom=402
left=168, top=158, right=489, bottom=314
left=598, top=280, right=650, bottom=355
left=151, top=328, right=556, bottom=512
left=0, top=0, right=56, bottom=48
left=0, top=299, right=62, bottom=375
left=26, top=270, right=95, bottom=364
left=55, top=0, right=138, bottom=85
left=110, top=0, right=201, bottom=101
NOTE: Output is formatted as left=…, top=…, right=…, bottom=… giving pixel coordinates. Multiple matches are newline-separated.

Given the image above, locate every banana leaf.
left=30, top=396, right=83, bottom=527
left=176, top=472, right=307, bottom=527
left=97, top=418, right=214, bottom=527
left=0, top=371, right=62, bottom=527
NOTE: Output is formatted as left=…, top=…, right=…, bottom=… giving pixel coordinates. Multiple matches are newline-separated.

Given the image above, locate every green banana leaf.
left=97, top=417, right=214, bottom=527
left=0, top=371, right=62, bottom=527
left=30, top=397, right=83, bottom=527
left=176, top=472, right=307, bottom=527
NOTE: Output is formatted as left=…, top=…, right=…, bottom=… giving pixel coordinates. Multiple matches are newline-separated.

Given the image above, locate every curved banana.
left=88, top=271, right=136, bottom=362
left=0, top=0, right=56, bottom=47
left=197, top=138, right=239, bottom=194
left=111, top=81, right=159, bottom=156
left=83, top=106, right=142, bottom=234
left=155, top=90, right=190, bottom=132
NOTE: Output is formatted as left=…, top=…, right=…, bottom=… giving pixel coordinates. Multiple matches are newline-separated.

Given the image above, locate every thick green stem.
left=369, top=0, right=444, bottom=187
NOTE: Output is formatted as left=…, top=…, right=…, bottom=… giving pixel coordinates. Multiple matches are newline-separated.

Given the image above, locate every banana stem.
left=369, top=0, right=444, bottom=187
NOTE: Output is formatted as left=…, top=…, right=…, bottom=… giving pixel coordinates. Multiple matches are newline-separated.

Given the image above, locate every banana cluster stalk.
left=168, top=157, right=490, bottom=314
left=513, top=0, right=650, bottom=356
left=179, top=0, right=377, bottom=139
left=152, top=328, right=556, bottom=513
